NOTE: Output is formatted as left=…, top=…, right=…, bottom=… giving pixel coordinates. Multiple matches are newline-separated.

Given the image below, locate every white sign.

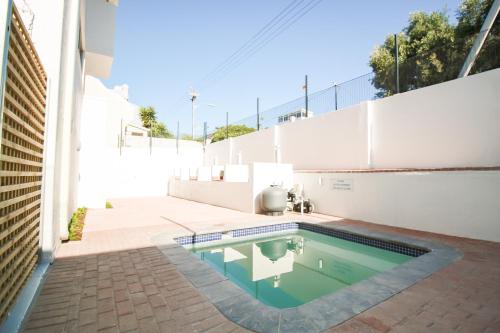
left=331, top=178, right=353, bottom=191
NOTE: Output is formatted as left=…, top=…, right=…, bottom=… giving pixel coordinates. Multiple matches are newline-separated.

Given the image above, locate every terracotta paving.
left=22, top=196, right=500, bottom=333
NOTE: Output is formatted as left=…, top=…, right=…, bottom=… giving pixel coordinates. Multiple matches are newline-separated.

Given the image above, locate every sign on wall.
left=331, top=178, right=353, bottom=191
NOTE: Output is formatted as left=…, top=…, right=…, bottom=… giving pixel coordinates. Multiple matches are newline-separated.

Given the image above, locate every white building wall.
left=82, top=76, right=141, bottom=147
left=16, top=0, right=118, bottom=252
left=78, top=76, right=204, bottom=208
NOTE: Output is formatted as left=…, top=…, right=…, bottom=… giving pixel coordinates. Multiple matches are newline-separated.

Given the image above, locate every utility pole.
left=304, top=75, right=309, bottom=117
left=189, top=89, right=199, bottom=139
left=394, top=34, right=400, bottom=94
left=256, top=97, right=260, bottom=130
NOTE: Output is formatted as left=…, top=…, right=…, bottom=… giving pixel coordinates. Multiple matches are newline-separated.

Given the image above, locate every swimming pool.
left=189, top=229, right=412, bottom=308
left=161, top=222, right=460, bottom=333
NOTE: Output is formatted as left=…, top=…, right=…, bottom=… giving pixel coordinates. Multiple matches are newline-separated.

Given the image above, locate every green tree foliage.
left=152, top=121, right=174, bottom=138
left=369, top=0, right=498, bottom=97
left=139, top=106, right=156, bottom=128
left=210, top=125, right=256, bottom=143
left=456, top=0, right=499, bottom=73
left=139, top=106, right=173, bottom=138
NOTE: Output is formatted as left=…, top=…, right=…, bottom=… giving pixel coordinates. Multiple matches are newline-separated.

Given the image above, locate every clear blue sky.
left=104, top=0, right=462, bottom=135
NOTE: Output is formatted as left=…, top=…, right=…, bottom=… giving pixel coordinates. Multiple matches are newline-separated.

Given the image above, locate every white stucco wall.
left=231, top=127, right=276, bottom=165
left=82, top=75, right=141, bottom=147
left=280, top=103, right=369, bottom=169
left=205, top=139, right=231, bottom=165
left=16, top=0, right=119, bottom=250
left=371, top=68, right=500, bottom=168
left=78, top=74, right=205, bottom=208
left=21, top=0, right=85, bottom=248
left=205, top=69, right=500, bottom=170
left=169, top=180, right=254, bottom=213
left=294, top=171, right=500, bottom=242
left=169, top=163, right=293, bottom=214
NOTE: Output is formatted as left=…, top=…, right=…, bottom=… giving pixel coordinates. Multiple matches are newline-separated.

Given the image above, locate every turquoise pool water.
left=190, top=230, right=412, bottom=308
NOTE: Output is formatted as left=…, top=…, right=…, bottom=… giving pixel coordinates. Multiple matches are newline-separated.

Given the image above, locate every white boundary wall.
left=295, top=171, right=500, bottom=243
left=371, top=69, right=500, bottom=168
left=78, top=140, right=203, bottom=208
left=202, top=70, right=500, bottom=242
left=169, top=163, right=293, bottom=213
left=78, top=76, right=203, bottom=208
left=205, top=69, right=500, bottom=169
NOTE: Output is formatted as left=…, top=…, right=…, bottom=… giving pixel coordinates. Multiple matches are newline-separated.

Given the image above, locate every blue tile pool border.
left=174, top=222, right=428, bottom=257
left=163, top=222, right=462, bottom=333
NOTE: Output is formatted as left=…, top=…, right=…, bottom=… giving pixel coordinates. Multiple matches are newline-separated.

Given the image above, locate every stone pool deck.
left=22, top=196, right=500, bottom=333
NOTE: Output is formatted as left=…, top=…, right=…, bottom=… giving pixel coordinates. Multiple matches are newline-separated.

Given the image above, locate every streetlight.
left=189, top=89, right=199, bottom=139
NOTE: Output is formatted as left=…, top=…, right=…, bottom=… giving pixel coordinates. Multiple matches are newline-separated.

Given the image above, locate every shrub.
left=68, top=207, right=87, bottom=241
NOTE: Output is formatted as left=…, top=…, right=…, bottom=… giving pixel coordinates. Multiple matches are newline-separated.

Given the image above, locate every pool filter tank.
left=261, top=185, right=287, bottom=216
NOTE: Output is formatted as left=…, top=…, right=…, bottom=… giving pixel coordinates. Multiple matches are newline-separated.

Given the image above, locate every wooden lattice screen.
left=0, top=5, right=47, bottom=322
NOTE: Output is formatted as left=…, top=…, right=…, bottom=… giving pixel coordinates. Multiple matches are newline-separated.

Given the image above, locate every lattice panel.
left=0, top=5, right=47, bottom=322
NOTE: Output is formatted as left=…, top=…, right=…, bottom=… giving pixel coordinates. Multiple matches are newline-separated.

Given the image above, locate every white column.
left=37, top=0, right=66, bottom=261
left=56, top=0, right=82, bottom=241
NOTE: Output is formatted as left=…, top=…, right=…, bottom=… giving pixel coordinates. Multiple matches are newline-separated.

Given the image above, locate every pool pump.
left=287, top=185, right=315, bottom=214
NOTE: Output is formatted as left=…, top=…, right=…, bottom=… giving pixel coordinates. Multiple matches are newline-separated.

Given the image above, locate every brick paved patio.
left=22, top=197, right=500, bottom=332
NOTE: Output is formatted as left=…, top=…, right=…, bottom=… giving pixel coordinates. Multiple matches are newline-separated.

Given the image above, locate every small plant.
left=68, top=207, right=87, bottom=241
left=105, top=201, right=113, bottom=209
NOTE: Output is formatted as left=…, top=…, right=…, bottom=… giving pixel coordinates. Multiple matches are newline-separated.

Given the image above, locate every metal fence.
left=205, top=24, right=499, bottom=138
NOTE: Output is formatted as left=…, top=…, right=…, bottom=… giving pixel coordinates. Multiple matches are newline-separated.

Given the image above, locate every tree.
left=369, top=0, right=498, bottom=97
left=210, top=125, right=256, bottom=143
left=139, top=106, right=156, bottom=128
left=455, top=0, right=499, bottom=74
left=152, top=121, right=174, bottom=138
left=139, top=106, right=173, bottom=138
left=180, top=134, right=204, bottom=142
left=369, top=11, right=454, bottom=97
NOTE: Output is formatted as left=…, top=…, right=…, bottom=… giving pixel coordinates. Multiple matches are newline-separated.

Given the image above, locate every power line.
left=198, top=0, right=307, bottom=87
left=167, top=0, right=324, bottom=114
left=203, top=0, right=324, bottom=88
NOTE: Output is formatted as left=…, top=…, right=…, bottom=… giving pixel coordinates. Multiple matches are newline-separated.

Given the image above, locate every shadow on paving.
left=22, top=247, right=248, bottom=333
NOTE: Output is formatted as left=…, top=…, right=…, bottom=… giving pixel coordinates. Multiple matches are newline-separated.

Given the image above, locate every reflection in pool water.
left=191, top=230, right=411, bottom=308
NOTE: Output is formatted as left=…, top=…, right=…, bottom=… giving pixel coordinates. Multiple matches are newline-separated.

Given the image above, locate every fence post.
left=203, top=121, right=207, bottom=150
left=304, top=75, right=309, bottom=117
left=256, top=97, right=260, bottom=130
left=394, top=33, right=400, bottom=94
left=334, top=83, right=338, bottom=110
left=149, top=127, right=152, bottom=155
left=119, top=118, right=122, bottom=155
left=176, top=121, right=179, bottom=155
left=225, top=112, right=229, bottom=140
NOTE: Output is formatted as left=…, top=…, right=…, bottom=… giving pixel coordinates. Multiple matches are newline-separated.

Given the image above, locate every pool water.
left=190, top=230, right=412, bottom=308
